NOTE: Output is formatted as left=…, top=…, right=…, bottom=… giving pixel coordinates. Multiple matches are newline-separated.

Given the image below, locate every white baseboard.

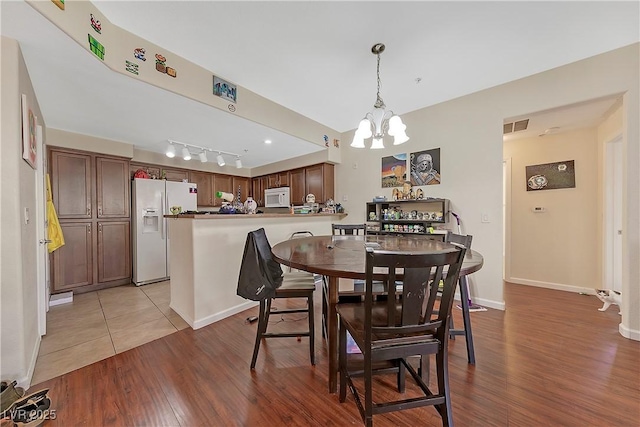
left=470, top=297, right=505, bottom=311
left=507, top=277, right=596, bottom=295
left=619, top=323, right=640, bottom=341
left=191, top=300, right=259, bottom=330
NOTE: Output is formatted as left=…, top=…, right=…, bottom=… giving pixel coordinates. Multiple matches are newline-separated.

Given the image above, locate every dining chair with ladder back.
left=444, top=232, right=476, bottom=364
left=237, top=228, right=316, bottom=369
left=337, top=243, right=467, bottom=427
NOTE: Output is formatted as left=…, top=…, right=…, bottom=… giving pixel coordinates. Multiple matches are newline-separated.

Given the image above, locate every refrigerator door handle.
left=160, top=192, right=165, bottom=240
left=165, top=191, right=169, bottom=241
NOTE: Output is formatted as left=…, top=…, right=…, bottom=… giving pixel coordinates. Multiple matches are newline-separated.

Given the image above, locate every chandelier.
left=351, top=43, right=409, bottom=149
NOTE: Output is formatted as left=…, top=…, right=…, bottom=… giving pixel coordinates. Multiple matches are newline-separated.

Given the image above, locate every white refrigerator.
left=132, top=178, right=197, bottom=285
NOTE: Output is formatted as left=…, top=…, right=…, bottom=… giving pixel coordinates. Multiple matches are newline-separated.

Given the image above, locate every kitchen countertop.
left=164, top=213, right=348, bottom=219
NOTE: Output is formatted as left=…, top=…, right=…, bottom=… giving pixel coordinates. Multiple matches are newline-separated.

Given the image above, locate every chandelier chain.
left=374, top=51, right=385, bottom=109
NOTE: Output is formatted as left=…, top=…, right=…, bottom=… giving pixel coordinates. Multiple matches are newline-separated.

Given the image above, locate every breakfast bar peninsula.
left=164, top=212, right=346, bottom=329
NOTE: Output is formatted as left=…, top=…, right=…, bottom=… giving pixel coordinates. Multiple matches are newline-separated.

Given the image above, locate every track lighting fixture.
left=164, top=139, right=243, bottom=168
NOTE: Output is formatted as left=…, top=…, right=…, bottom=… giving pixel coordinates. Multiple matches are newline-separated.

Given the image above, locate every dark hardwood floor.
left=31, top=282, right=639, bottom=426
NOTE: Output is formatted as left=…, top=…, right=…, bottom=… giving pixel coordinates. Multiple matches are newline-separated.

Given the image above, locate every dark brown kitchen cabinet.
left=289, top=168, right=306, bottom=205
left=97, top=157, right=130, bottom=218
left=305, top=163, right=334, bottom=203
left=163, top=168, right=189, bottom=182
left=97, top=221, right=131, bottom=283
left=49, top=147, right=131, bottom=294
left=51, top=222, right=93, bottom=292
left=267, top=171, right=290, bottom=189
left=251, top=177, right=266, bottom=206
left=233, top=176, right=250, bottom=202
left=51, top=151, right=92, bottom=219
left=189, top=171, right=214, bottom=206
left=214, top=174, right=233, bottom=206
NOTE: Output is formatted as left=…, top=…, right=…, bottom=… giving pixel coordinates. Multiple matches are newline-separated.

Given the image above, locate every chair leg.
left=397, top=359, right=406, bottom=392
left=321, top=278, right=327, bottom=339
left=250, top=299, right=269, bottom=369
left=308, top=292, right=315, bottom=365
left=435, top=348, right=453, bottom=427
left=339, top=321, right=347, bottom=403
left=364, top=351, right=373, bottom=427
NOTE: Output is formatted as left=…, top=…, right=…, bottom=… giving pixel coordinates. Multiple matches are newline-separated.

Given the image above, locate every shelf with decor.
left=365, top=198, right=450, bottom=240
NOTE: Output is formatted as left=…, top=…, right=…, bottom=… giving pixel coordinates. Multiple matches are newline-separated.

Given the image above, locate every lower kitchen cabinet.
left=97, top=221, right=131, bottom=283
left=51, top=222, right=93, bottom=292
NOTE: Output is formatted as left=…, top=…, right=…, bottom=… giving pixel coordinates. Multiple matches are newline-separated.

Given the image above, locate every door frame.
left=35, top=126, right=48, bottom=336
left=503, top=158, right=512, bottom=281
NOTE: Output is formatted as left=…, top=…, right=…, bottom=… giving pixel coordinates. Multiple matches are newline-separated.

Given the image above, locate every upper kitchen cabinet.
left=96, top=157, right=130, bottom=218
left=233, top=176, right=250, bottom=202
left=289, top=168, right=306, bottom=205
left=267, top=171, right=289, bottom=189
left=305, top=163, right=334, bottom=203
left=214, top=174, right=233, bottom=206
left=251, top=176, right=266, bottom=207
left=50, top=150, right=92, bottom=219
left=162, top=167, right=189, bottom=182
left=189, top=171, right=214, bottom=206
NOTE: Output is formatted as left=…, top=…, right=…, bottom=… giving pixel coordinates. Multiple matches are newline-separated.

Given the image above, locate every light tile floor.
left=32, top=281, right=188, bottom=385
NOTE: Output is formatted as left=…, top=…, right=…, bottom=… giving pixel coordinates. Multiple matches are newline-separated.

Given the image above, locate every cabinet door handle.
left=98, top=224, right=102, bottom=233
left=98, top=207, right=102, bottom=215
left=87, top=226, right=91, bottom=234
left=87, top=207, right=91, bottom=216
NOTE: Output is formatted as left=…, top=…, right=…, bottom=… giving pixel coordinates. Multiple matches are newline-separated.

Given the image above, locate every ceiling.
left=2, top=1, right=638, bottom=169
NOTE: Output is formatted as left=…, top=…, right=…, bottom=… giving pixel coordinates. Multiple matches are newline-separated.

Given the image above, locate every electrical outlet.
left=481, top=213, right=490, bottom=223
left=353, top=162, right=358, bottom=169
left=342, top=195, right=348, bottom=201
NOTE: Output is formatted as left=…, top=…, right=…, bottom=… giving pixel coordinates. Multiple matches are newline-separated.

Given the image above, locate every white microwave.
left=265, top=187, right=291, bottom=208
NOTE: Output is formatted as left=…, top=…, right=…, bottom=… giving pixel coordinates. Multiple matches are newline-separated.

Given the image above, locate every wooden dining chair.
left=237, top=228, right=316, bottom=369
left=444, top=232, right=476, bottom=364
left=337, top=243, right=466, bottom=427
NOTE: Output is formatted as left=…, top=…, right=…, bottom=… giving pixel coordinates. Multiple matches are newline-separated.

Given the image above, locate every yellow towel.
left=46, top=174, right=65, bottom=253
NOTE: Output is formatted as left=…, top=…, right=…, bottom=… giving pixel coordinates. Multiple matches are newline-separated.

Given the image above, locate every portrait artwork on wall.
left=21, top=94, right=37, bottom=170
left=381, top=154, right=407, bottom=188
left=213, top=76, right=237, bottom=103
left=526, top=160, right=575, bottom=191
left=410, top=148, right=441, bottom=186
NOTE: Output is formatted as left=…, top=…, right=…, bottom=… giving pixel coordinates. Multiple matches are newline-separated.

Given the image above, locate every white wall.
left=504, top=128, right=598, bottom=291
left=337, top=43, right=639, bottom=339
left=1, top=36, right=45, bottom=385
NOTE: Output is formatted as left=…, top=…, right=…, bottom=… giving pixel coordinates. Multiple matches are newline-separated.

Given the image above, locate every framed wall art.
left=526, top=160, right=575, bottom=191
left=410, top=148, right=441, bottom=186
left=381, top=154, right=407, bottom=187
left=213, top=76, right=237, bottom=103
left=21, top=94, right=37, bottom=169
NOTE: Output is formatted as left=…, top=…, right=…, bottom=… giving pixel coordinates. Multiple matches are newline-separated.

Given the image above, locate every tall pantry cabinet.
left=49, top=148, right=131, bottom=294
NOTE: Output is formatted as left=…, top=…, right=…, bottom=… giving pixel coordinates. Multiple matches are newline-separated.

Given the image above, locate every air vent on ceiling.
left=503, top=119, right=529, bottom=134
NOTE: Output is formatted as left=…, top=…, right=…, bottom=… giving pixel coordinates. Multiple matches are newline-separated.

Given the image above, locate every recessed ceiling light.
left=264, top=139, right=272, bottom=144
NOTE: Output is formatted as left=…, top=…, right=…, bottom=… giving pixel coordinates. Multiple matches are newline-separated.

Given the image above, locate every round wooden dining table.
left=271, top=234, right=484, bottom=393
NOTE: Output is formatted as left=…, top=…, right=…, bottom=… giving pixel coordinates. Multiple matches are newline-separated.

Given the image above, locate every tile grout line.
left=141, top=283, right=180, bottom=331
left=97, top=288, right=118, bottom=354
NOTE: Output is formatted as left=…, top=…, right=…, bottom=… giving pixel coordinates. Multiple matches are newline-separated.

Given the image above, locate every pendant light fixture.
left=351, top=43, right=409, bottom=149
